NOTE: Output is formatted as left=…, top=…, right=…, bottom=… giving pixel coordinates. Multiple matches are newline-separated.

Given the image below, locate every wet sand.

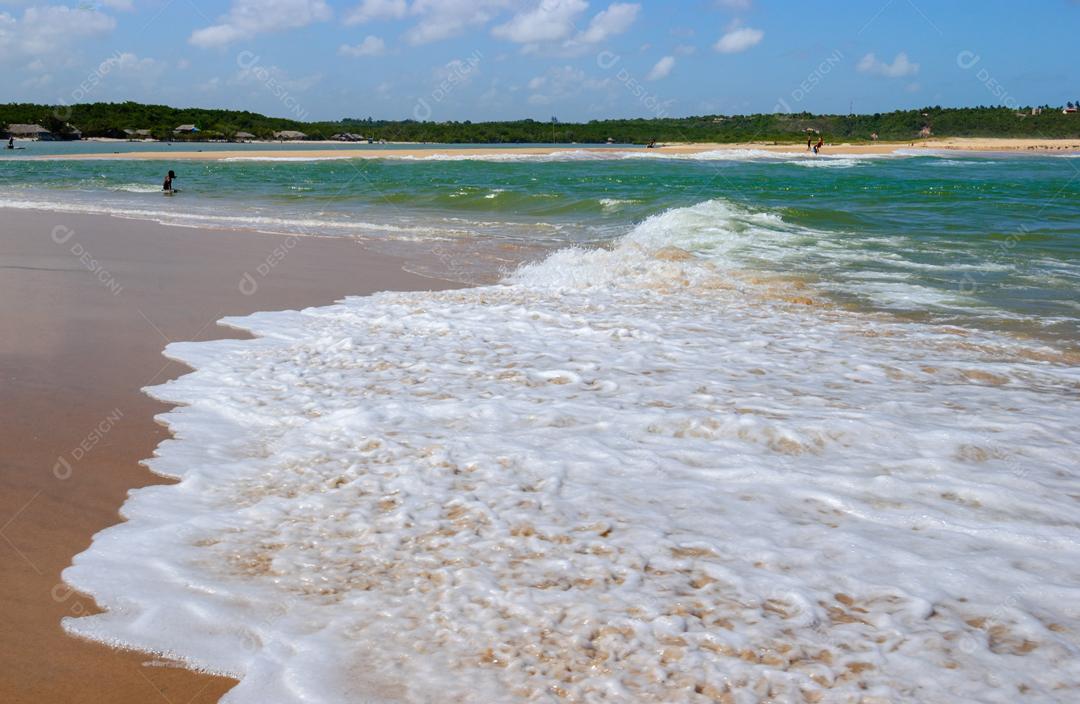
left=28, top=137, right=1080, bottom=161
left=0, top=210, right=455, bottom=703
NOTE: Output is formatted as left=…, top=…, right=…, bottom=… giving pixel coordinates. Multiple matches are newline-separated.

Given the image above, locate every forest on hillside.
left=3, top=101, right=1080, bottom=143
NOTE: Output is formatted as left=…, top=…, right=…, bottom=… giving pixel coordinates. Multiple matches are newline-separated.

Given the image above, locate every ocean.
left=5, top=143, right=1080, bottom=701
left=5, top=145, right=1079, bottom=344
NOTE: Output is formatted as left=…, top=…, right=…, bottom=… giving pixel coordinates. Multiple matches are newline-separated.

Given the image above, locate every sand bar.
left=24, top=138, right=1080, bottom=161
left=0, top=209, right=456, bottom=702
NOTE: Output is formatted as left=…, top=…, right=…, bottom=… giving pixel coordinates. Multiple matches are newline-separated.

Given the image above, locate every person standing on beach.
left=7, top=137, right=13, bottom=150
left=163, top=170, right=176, bottom=193
left=807, top=136, right=812, bottom=151
left=814, top=137, right=824, bottom=154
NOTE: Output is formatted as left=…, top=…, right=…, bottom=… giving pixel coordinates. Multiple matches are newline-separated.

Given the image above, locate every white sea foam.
left=63, top=199, right=1080, bottom=702
left=393, top=149, right=602, bottom=163
left=892, top=149, right=951, bottom=157
left=392, top=148, right=891, bottom=165
left=0, top=196, right=555, bottom=245
left=788, top=157, right=863, bottom=168
left=221, top=155, right=357, bottom=162
left=107, top=182, right=168, bottom=193
left=598, top=197, right=640, bottom=211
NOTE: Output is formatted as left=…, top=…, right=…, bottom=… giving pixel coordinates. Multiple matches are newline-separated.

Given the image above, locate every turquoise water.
left=2, top=140, right=630, bottom=157
left=43, top=143, right=1080, bottom=701
left=2, top=144, right=1078, bottom=345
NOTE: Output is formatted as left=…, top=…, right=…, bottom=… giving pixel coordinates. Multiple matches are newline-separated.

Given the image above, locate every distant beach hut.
left=232, top=131, right=256, bottom=142
left=5, top=123, right=54, bottom=140
left=124, top=128, right=153, bottom=140
left=173, top=124, right=200, bottom=134
left=331, top=132, right=364, bottom=142
left=273, top=130, right=308, bottom=141
left=606, top=137, right=615, bottom=144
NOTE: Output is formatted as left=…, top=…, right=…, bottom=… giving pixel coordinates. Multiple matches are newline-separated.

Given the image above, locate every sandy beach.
left=26, top=137, right=1080, bottom=162
left=4, top=137, right=1079, bottom=702
left=0, top=210, right=455, bottom=703
left=5, top=0, right=1080, bottom=695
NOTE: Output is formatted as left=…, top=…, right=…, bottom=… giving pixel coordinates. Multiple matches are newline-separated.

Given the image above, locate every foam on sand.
left=63, top=200, right=1080, bottom=702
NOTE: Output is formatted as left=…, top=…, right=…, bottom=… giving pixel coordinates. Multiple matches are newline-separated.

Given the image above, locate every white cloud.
left=576, top=2, right=639, bottom=44
left=338, top=35, right=386, bottom=56
left=715, top=0, right=752, bottom=9
left=432, top=55, right=481, bottom=87
left=105, top=52, right=167, bottom=77
left=492, top=0, right=586, bottom=44
left=493, top=1, right=639, bottom=54
left=856, top=52, right=919, bottom=78
left=21, top=72, right=52, bottom=89
left=527, top=64, right=609, bottom=105
left=233, top=63, right=322, bottom=91
left=344, top=0, right=406, bottom=25
left=0, top=5, right=115, bottom=58
left=405, top=0, right=510, bottom=45
left=674, top=43, right=696, bottom=55
left=646, top=55, right=674, bottom=81
left=713, top=26, right=762, bottom=53
left=190, top=0, right=332, bottom=48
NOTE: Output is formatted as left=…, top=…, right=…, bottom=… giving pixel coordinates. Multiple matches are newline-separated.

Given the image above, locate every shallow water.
left=3, top=145, right=1078, bottom=345
left=7, top=144, right=1079, bottom=702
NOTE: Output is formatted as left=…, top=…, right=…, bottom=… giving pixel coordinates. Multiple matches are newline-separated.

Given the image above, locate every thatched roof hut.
left=273, top=130, right=307, bottom=140
left=6, top=123, right=52, bottom=138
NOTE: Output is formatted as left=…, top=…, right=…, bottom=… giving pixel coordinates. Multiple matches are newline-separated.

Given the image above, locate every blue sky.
left=1, top=0, right=1078, bottom=121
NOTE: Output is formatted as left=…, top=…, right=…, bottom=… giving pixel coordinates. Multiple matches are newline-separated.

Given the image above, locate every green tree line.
left=3, top=101, right=1079, bottom=143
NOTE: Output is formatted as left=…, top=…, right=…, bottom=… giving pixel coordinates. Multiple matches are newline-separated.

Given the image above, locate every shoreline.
left=0, top=209, right=458, bottom=703
left=23, top=137, right=1080, bottom=161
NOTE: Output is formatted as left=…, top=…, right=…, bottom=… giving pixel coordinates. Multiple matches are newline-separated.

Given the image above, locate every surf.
left=61, top=198, right=1080, bottom=702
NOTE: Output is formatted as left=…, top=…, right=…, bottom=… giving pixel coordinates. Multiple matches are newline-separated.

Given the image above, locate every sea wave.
left=598, top=197, right=640, bottom=212
left=63, top=198, right=1080, bottom=702
left=221, top=155, right=357, bottom=162
left=107, top=182, right=168, bottom=193
left=0, top=194, right=565, bottom=245
left=391, top=148, right=892, bottom=165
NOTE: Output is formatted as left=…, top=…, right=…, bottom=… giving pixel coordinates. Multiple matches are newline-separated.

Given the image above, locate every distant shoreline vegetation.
left=3, top=101, right=1079, bottom=144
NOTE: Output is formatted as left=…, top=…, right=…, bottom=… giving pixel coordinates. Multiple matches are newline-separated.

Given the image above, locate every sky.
left=1, top=0, right=1078, bottom=122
